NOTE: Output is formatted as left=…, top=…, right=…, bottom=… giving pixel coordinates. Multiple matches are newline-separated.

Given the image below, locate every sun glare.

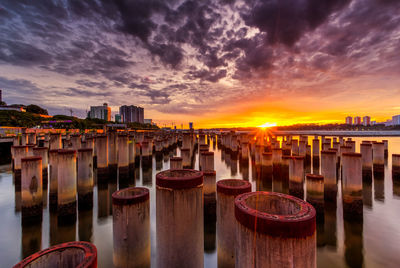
left=257, top=122, right=277, bottom=128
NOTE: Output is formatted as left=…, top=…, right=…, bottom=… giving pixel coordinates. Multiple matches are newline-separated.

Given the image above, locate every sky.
left=0, top=0, right=400, bottom=128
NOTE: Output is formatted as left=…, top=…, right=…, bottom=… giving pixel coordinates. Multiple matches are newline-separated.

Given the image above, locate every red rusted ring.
left=156, top=169, right=203, bottom=189
left=21, top=156, right=42, bottom=162
left=217, top=179, right=251, bottom=196
left=306, top=173, right=324, bottom=181
left=58, top=149, right=77, bottom=155
left=235, top=191, right=316, bottom=238
left=13, top=241, right=97, bottom=268
left=203, top=170, right=216, bottom=176
left=112, top=187, right=149, bottom=206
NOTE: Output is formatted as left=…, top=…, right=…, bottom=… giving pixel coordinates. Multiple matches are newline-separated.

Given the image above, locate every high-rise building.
left=115, top=114, right=121, bottom=123
left=119, top=105, right=144, bottom=123
left=345, top=116, right=352, bottom=125
left=392, top=115, right=400, bottom=125
left=88, top=103, right=111, bottom=121
left=363, top=116, right=371, bottom=126
left=354, top=116, right=362, bottom=125
left=189, top=122, right=193, bottom=129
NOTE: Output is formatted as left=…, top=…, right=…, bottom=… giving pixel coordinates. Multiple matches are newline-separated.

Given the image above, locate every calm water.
left=1, top=136, right=400, bottom=267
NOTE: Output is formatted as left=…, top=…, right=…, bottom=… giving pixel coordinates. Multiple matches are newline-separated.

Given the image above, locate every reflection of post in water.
left=155, top=152, right=163, bottom=171
left=289, top=156, right=305, bottom=199
left=306, top=174, right=325, bottom=247
left=230, top=151, right=238, bottom=176
left=258, top=152, right=272, bottom=191
left=392, top=154, right=400, bottom=197
left=78, top=209, right=93, bottom=242
left=21, top=219, right=42, bottom=259
left=142, top=163, right=153, bottom=187
left=344, top=218, right=364, bottom=268
left=57, top=212, right=77, bottom=244
left=203, top=153, right=216, bottom=252
left=374, top=170, right=385, bottom=202
left=14, top=173, right=22, bottom=212
left=324, top=202, right=337, bottom=249
left=97, top=181, right=109, bottom=219
left=77, top=148, right=93, bottom=210
left=239, top=156, right=249, bottom=181
left=108, top=178, right=118, bottom=215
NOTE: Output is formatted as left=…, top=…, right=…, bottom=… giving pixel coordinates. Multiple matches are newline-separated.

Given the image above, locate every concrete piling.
left=341, top=152, right=363, bottom=220
left=118, top=134, right=129, bottom=179
left=170, top=156, right=183, bottom=169
left=392, top=154, right=400, bottom=196
left=360, top=143, right=372, bottom=181
left=96, top=135, right=108, bottom=180
left=49, top=133, right=62, bottom=150
left=112, top=187, right=150, bottom=268
left=235, top=192, right=316, bottom=268
left=289, top=156, right=305, bottom=199
left=156, top=170, right=204, bottom=268
left=216, top=179, right=251, bottom=268
left=57, top=149, right=77, bottom=220
left=21, top=156, right=43, bottom=223
left=321, top=150, right=337, bottom=202
left=77, top=148, right=94, bottom=210
left=33, top=147, right=49, bottom=186
left=306, top=174, right=324, bottom=215
left=372, top=142, right=384, bottom=174
left=12, top=145, right=28, bottom=178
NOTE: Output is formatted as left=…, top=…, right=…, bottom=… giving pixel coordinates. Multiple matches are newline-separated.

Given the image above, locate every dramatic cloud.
left=0, top=0, right=399, bottom=126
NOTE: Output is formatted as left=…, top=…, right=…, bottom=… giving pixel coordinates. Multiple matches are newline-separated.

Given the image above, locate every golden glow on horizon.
left=257, top=122, right=277, bottom=128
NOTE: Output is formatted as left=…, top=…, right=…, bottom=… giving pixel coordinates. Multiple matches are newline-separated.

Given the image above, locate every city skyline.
left=1, top=1, right=400, bottom=128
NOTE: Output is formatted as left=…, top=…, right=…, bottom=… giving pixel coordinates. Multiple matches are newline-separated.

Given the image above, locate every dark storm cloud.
left=241, top=0, right=352, bottom=47
left=185, top=68, right=227, bottom=82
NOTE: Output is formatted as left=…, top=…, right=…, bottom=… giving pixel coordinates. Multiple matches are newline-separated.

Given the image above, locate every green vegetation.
left=0, top=110, right=159, bottom=130
left=26, top=104, right=48, bottom=115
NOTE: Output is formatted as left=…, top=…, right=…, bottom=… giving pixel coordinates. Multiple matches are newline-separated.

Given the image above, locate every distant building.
left=144, top=119, right=152, bottom=125
left=363, top=116, right=371, bottom=126
left=345, top=116, right=352, bottom=125
left=392, top=115, right=400, bottom=125
left=88, top=103, right=111, bottom=121
left=384, top=120, right=393, bottom=126
left=354, top=116, right=361, bottom=125
left=119, top=105, right=144, bottom=123
left=189, top=122, right=193, bottom=129
left=115, top=114, right=121, bottom=123
left=371, top=121, right=377, bottom=125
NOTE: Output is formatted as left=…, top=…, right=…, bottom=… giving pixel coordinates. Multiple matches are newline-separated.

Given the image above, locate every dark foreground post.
left=156, top=169, right=204, bottom=268
left=13, top=241, right=97, bottom=268
left=112, top=187, right=150, bottom=268
left=235, top=192, right=316, bottom=268
left=216, top=179, right=251, bottom=268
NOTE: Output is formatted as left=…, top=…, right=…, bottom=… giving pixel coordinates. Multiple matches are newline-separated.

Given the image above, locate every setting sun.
left=257, top=122, right=277, bottom=128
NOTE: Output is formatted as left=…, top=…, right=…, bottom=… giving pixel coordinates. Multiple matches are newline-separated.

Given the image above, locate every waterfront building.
left=345, top=116, right=352, bottom=125
left=354, top=116, right=362, bottom=125
left=363, top=116, right=371, bottom=126
left=119, top=105, right=144, bottom=123
left=88, top=103, right=111, bottom=121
